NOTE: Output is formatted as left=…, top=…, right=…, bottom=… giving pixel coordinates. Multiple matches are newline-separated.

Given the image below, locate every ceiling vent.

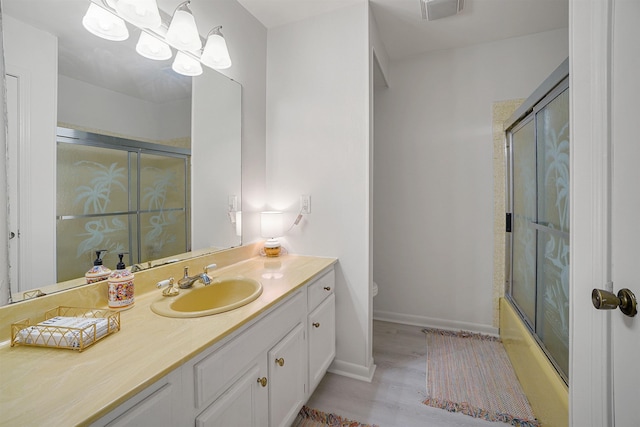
left=420, top=0, right=464, bottom=21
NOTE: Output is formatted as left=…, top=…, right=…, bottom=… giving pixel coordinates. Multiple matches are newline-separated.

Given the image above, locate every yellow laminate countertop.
left=0, top=254, right=336, bottom=426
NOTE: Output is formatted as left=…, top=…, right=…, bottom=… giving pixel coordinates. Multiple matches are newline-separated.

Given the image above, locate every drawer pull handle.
left=313, top=322, right=320, bottom=328
left=324, top=286, right=331, bottom=291
left=275, top=357, right=285, bottom=367
left=257, top=377, right=268, bottom=387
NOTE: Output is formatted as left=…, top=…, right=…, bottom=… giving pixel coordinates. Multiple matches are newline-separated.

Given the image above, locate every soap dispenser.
left=108, top=252, right=135, bottom=309
left=85, top=250, right=111, bottom=284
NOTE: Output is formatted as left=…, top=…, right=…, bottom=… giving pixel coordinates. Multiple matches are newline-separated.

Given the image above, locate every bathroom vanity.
left=0, top=247, right=336, bottom=426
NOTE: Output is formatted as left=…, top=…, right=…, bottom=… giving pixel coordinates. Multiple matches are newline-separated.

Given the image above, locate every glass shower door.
left=507, top=83, right=570, bottom=381
left=511, top=118, right=537, bottom=328
left=138, top=153, right=188, bottom=262
left=56, top=129, right=189, bottom=282
left=536, top=89, right=570, bottom=377
left=57, top=143, right=132, bottom=281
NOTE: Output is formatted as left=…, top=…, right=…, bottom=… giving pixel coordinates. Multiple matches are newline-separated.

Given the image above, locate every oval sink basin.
left=151, top=277, right=263, bottom=318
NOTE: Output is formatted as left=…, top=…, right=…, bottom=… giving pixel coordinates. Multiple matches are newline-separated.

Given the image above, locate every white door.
left=571, top=0, right=640, bottom=426
left=607, top=0, right=640, bottom=425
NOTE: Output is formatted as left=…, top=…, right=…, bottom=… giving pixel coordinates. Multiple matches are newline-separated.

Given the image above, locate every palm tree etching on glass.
left=74, top=161, right=127, bottom=258
left=539, top=90, right=570, bottom=352
left=141, top=167, right=179, bottom=259
left=73, top=161, right=181, bottom=262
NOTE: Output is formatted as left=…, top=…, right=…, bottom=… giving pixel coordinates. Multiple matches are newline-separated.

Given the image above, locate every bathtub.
left=500, top=297, right=568, bottom=427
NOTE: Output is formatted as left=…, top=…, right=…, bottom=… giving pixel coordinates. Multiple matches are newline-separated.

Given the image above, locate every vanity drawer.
left=307, top=269, right=335, bottom=311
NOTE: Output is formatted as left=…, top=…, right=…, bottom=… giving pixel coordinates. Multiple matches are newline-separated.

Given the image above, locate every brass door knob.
left=275, top=357, right=285, bottom=367
left=592, top=288, right=638, bottom=317
left=312, top=322, right=320, bottom=328
left=257, top=377, right=268, bottom=387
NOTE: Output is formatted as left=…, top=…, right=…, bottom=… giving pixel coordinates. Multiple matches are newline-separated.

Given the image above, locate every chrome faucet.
left=177, top=264, right=217, bottom=289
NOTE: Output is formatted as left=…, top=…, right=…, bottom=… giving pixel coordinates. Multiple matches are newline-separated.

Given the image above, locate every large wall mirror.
left=2, top=0, right=242, bottom=305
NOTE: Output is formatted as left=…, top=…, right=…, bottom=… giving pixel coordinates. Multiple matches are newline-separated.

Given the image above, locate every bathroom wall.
left=0, top=15, right=8, bottom=304
left=3, top=15, right=58, bottom=291
left=58, top=75, right=191, bottom=143
left=372, top=28, right=569, bottom=333
left=158, top=0, right=268, bottom=241
left=265, top=2, right=374, bottom=379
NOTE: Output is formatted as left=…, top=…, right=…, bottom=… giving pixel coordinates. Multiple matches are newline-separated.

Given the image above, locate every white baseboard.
left=373, top=309, right=499, bottom=337
left=328, top=358, right=376, bottom=383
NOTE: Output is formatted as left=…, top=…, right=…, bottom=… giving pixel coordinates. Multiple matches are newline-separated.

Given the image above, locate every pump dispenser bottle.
left=108, top=252, right=135, bottom=309
left=85, top=250, right=111, bottom=284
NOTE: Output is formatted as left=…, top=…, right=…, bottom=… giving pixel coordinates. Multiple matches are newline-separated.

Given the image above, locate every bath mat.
left=293, top=405, right=378, bottom=427
left=423, top=328, right=539, bottom=427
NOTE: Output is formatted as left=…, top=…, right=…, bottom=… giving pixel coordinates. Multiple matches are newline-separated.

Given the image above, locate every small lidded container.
left=85, top=250, right=111, bottom=284
left=108, top=253, right=135, bottom=309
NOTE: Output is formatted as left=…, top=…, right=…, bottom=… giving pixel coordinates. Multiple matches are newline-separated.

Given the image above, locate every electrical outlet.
left=300, top=194, right=311, bottom=214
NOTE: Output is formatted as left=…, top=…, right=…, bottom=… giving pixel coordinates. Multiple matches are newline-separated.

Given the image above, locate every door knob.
left=592, top=288, right=638, bottom=317
left=275, top=357, right=285, bottom=367
left=9, top=231, right=15, bottom=240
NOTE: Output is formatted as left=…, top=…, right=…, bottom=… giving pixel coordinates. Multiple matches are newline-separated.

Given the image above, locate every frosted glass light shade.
left=261, top=211, right=284, bottom=238
left=172, top=51, right=202, bottom=76
left=201, top=27, right=232, bottom=70
left=136, top=32, right=172, bottom=60
left=116, top=0, right=161, bottom=29
left=166, top=4, right=202, bottom=51
left=82, top=3, right=129, bottom=41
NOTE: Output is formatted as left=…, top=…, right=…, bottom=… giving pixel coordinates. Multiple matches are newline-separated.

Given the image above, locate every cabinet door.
left=268, top=323, right=306, bottom=427
left=195, top=361, right=268, bottom=427
left=101, top=379, right=176, bottom=427
left=308, top=293, right=336, bottom=394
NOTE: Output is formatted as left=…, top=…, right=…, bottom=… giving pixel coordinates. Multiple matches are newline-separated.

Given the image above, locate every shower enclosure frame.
left=56, top=127, right=191, bottom=281
left=504, top=59, right=570, bottom=384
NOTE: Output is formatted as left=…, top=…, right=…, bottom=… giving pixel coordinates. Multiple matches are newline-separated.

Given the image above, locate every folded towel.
left=15, top=316, right=118, bottom=348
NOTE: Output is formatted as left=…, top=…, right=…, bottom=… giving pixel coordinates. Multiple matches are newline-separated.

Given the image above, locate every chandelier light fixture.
left=82, top=0, right=232, bottom=76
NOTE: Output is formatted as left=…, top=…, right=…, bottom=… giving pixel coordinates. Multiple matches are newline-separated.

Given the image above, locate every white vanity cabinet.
left=306, top=269, right=336, bottom=396
left=91, top=370, right=183, bottom=427
left=91, top=266, right=336, bottom=427
left=192, top=290, right=306, bottom=427
left=268, top=323, right=306, bottom=427
left=194, top=357, right=267, bottom=427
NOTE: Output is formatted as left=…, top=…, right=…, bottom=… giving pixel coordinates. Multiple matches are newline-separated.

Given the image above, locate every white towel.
left=16, top=316, right=117, bottom=348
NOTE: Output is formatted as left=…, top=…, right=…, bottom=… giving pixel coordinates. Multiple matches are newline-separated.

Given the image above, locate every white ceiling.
left=2, top=0, right=568, bottom=101
left=237, top=0, right=568, bottom=60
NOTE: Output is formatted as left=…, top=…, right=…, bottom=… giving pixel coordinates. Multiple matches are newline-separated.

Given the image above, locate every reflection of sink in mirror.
left=151, top=277, right=262, bottom=318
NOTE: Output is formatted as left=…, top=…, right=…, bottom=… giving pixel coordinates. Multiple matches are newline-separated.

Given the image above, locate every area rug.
left=422, top=328, right=539, bottom=427
left=293, top=405, right=378, bottom=427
